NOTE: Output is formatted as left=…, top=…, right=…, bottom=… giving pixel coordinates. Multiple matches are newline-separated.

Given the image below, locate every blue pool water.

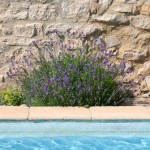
left=0, top=121, right=150, bottom=150
left=0, top=136, right=150, bottom=150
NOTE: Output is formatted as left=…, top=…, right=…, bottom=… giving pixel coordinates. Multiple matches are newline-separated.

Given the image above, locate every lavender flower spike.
left=120, top=57, right=126, bottom=69
left=64, top=76, right=70, bottom=83
left=33, top=41, right=38, bottom=48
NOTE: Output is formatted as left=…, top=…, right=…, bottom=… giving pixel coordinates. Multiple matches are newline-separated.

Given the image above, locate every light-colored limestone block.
left=105, top=35, right=120, bottom=48
left=14, top=24, right=36, bottom=38
left=29, top=4, right=57, bottom=20
left=145, top=76, right=150, bottom=91
left=92, top=12, right=129, bottom=24
left=62, top=0, right=90, bottom=21
left=130, top=15, right=150, bottom=30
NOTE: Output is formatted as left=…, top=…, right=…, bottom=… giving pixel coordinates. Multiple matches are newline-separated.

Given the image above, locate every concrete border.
left=0, top=106, right=150, bottom=120
left=0, top=106, right=29, bottom=120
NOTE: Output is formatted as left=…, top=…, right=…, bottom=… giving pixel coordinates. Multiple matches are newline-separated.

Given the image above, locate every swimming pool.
left=0, top=121, right=150, bottom=149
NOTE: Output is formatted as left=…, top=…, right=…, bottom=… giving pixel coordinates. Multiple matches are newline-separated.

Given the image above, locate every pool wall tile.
left=28, top=107, right=92, bottom=120
left=0, top=106, right=29, bottom=120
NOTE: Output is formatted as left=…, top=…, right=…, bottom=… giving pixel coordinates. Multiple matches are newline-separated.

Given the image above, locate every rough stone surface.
left=130, top=15, right=150, bottom=30
left=0, top=2, right=29, bottom=23
left=45, top=23, right=73, bottom=34
left=140, top=93, right=150, bottom=98
left=92, top=12, right=129, bottom=24
left=145, top=76, right=150, bottom=91
left=29, top=4, right=57, bottom=20
left=140, top=0, right=150, bottom=16
left=105, top=35, right=120, bottom=48
left=14, top=23, right=43, bottom=38
left=14, top=24, right=36, bottom=38
left=124, top=48, right=149, bottom=62
left=0, top=0, right=150, bottom=101
left=144, top=61, right=150, bottom=72
left=138, top=61, right=150, bottom=76
left=133, top=98, right=150, bottom=106
left=90, top=0, right=113, bottom=15
left=1, top=26, right=13, bottom=35
left=111, top=3, right=135, bottom=14
left=62, top=0, right=90, bottom=21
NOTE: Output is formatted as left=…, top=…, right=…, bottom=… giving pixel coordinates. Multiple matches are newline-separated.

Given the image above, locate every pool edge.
left=0, top=106, right=150, bottom=121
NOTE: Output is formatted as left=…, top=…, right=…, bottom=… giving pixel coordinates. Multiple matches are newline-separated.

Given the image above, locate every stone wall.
left=0, top=0, right=150, bottom=99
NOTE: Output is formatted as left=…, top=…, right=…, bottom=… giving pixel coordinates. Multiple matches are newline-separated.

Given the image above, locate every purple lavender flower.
left=64, top=76, right=69, bottom=83
left=32, top=41, right=38, bottom=48
left=102, top=57, right=108, bottom=64
left=58, top=82, right=63, bottom=88
left=43, top=84, right=49, bottom=95
left=80, top=61, right=83, bottom=66
left=87, top=87, right=91, bottom=92
left=10, top=59, right=15, bottom=69
left=108, top=51, right=114, bottom=57
left=56, top=76, right=61, bottom=82
left=67, top=45, right=71, bottom=51
left=71, top=54, right=74, bottom=58
left=120, top=58, right=126, bottom=69
left=100, top=38, right=106, bottom=51
left=83, top=67, right=86, bottom=71
left=67, top=87, right=71, bottom=91
left=97, top=74, right=100, bottom=79
left=68, top=65, right=72, bottom=72
left=8, top=33, right=133, bottom=106
left=53, top=29, right=58, bottom=34
left=27, top=49, right=34, bottom=56
left=23, top=56, right=31, bottom=66
left=74, top=68, right=79, bottom=75
left=77, top=82, right=81, bottom=89
left=126, top=67, right=134, bottom=73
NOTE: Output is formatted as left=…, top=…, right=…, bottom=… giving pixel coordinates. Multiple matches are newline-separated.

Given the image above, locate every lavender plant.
left=7, top=30, right=136, bottom=106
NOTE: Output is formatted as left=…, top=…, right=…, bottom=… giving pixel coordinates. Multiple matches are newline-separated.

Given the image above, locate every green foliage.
left=7, top=33, right=135, bottom=106
left=0, top=88, right=24, bottom=106
left=20, top=53, right=132, bottom=106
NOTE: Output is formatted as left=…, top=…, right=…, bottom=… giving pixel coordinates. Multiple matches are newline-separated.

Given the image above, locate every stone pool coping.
left=0, top=106, right=150, bottom=120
